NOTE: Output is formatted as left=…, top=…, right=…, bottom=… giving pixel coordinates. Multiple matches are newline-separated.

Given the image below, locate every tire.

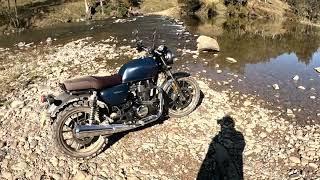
left=52, top=100, right=105, bottom=158
left=165, top=77, right=201, bottom=118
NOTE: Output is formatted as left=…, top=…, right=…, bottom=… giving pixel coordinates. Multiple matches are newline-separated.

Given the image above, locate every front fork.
left=165, top=70, right=186, bottom=101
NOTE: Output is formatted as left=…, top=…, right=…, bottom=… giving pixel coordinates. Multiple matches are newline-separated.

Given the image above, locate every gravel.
left=0, top=36, right=319, bottom=179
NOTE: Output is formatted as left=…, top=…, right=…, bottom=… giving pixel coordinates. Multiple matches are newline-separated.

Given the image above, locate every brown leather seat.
left=63, top=74, right=122, bottom=91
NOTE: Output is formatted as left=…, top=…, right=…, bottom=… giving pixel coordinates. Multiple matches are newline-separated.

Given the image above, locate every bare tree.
left=7, top=0, right=10, bottom=10
left=100, top=0, right=104, bottom=15
left=14, top=0, right=19, bottom=27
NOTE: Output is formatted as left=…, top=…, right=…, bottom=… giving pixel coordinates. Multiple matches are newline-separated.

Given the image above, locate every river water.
left=0, top=15, right=319, bottom=124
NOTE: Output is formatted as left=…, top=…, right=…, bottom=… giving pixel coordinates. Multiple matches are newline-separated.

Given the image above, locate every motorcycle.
left=41, top=31, right=201, bottom=158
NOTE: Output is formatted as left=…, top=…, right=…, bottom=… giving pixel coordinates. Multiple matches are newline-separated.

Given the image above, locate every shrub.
left=287, top=0, right=320, bottom=22
left=178, top=0, right=202, bottom=14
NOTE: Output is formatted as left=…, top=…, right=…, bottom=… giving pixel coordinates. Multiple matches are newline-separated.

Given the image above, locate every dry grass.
left=33, top=1, right=85, bottom=27
left=247, top=0, right=290, bottom=19
left=140, top=0, right=178, bottom=13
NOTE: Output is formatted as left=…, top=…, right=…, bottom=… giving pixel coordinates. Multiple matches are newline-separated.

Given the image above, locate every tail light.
left=40, top=95, right=47, bottom=103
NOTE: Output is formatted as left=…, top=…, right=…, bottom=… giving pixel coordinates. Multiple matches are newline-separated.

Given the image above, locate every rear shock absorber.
left=89, top=91, right=97, bottom=124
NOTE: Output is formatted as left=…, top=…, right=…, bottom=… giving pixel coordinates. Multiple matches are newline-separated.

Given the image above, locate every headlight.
left=165, top=50, right=174, bottom=65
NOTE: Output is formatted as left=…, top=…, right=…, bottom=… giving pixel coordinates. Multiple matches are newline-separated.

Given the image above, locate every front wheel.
left=164, top=77, right=201, bottom=118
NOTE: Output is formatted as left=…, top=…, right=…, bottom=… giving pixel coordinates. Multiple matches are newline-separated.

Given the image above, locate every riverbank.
left=0, top=27, right=319, bottom=179
left=1, top=0, right=320, bottom=35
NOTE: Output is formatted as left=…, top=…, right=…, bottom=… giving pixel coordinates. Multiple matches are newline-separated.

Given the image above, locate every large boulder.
left=197, top=35, right=220, bottom=52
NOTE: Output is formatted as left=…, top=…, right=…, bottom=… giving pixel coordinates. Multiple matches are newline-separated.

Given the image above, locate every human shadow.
left=197, top=115, right=245, bottom=180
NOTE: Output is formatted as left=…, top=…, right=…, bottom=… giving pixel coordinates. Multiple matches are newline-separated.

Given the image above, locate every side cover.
left=118, top=57, right=158, bottom=83
left=99, top=84, right=129, bottom=105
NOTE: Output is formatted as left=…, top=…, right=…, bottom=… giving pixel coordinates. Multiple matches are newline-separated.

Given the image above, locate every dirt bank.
left=0, top=25, right=319, bottom=179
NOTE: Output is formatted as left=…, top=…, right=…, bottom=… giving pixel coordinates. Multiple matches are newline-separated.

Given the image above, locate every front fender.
left=161, top=71, right=191, bottom=91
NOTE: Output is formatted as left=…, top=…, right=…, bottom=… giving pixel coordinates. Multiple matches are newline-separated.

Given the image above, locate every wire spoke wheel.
left=165, top=77, right=201, bottom=118
left=53, top=100, right=105, bottom=158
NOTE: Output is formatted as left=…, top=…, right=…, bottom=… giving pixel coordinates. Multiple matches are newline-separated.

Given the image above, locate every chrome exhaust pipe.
left=75, top=87, right=164, bottom=139
left=75, top=124, right=134, bottom=138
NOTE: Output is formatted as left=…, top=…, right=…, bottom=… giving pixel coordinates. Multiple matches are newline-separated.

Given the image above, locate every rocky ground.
left=0, top=33, right=319, bottom=180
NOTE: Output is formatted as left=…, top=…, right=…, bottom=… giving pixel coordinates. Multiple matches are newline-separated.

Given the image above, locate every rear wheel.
left=165, top=77, right=200, bottom=118
left=53, top=100, right=105, bottom=158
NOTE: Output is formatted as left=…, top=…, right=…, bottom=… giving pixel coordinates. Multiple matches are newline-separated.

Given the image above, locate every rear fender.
left=48, top=93, right=90, bottom=120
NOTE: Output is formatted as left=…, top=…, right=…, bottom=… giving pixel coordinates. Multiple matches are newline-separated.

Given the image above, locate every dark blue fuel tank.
left=118, top=57, right=158, bottom=83
left=99, top=84, right=129, bottom=105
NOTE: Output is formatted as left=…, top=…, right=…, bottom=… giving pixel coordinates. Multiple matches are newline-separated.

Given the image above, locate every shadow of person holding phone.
left=197, top=115, right=245, bottom=180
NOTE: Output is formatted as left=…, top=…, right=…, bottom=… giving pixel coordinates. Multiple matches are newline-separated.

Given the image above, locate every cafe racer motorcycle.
left=41, top=32, right=201, bottom=158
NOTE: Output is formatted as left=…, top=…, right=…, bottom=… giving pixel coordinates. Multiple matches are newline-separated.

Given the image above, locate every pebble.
left=308, top=163, right=318, bottom=169
left=287, top=109, right=295, bottom=117
left=297, top=86, right=305, bottom=90
left=243, top=100, right=251, bottom=106
left=50, top=156, right=59, bottom=167
left=72, top=171, right=86, bottom=180
left=310, top=96, right=316, bottom=99
left=259, top=132, right=267, bottom=138
left=217, top=70, right=222, bottom=74
left=292, top=75, right=299, bottom=81
left=272, top=84, right=280, bottom=90
left=0, top=141, right=6, bottom=148
left=314, top=67, right=320, bottom=73
left=1, top=172, right=12, bottom=179
left=11, top=100, right=25, bottom=108
left=289, top=156, right=301, bottom=164
left=11, top=162, right=28, bottom=171
left=226, top=57, right=237, bottom=63
left=46, top=37, right=52, bottom=44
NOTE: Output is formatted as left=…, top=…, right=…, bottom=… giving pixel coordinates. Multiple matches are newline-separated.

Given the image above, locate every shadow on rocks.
left=101, top=90, right=205, bottom=154
left=197, top=115, right=245, bottom=180
left=101, top=114, right=170, bottom=153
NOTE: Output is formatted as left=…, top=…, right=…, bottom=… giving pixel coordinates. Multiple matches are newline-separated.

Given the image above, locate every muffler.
left=75, top=87, right=164, bottom=139
left=75, top=124, right=135, bottom=139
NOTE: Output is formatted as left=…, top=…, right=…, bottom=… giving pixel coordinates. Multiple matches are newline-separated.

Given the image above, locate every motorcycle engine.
left=135, top=105, right=149, bottom=118
left=133, top=80, right=157, bottom=118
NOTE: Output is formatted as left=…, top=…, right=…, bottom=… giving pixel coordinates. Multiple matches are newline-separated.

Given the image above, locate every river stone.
left=12, top=162, right=28, bottom=171
left=259, top=132, right=267, bottom=138
left=226, top=57, right=237, bottom=63
left=243, top=100, right=251, bottom=106
left=292, top=75, right=299, bottom=81
left=310, top=96, right=316, bottom=99
left=289, top=156, right=301, bottom=164
left=272, top=84, right=279, bottom=90
left=11, top=100, right=24, bottom=108
left=72, top=171, right=86, bottom=180
left=0, top=140, right=6, bottom=148
left=308, top=163, right=318, bottom=169
left=0, top=150, right=6, bottom=162
left=314, top=67, right=320, bottom=73
left=1, top=171, right=12, bottom=179
left=196, top=35, right=220, bottom=52
left=50, top=156, right=59, bottom=167
left=287, top=109, right=295, bottom=118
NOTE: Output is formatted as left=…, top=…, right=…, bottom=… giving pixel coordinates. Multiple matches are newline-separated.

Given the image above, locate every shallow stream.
left=1, top=15, right=319, bottom=123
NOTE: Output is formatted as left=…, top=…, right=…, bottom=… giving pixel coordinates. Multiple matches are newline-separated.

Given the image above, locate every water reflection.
left=182, top=16, right=320, bottom=122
